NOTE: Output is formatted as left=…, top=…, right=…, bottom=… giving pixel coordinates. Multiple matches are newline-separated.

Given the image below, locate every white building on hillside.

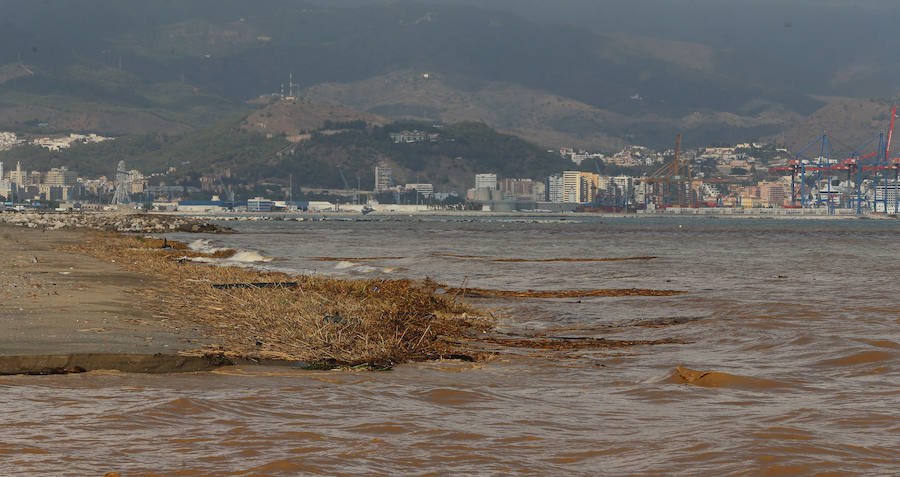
left=475, top=173, right=497, bottom=190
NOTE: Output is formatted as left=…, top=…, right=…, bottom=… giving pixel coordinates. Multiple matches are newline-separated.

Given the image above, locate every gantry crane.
left=639, top=134, right=694, bottom=208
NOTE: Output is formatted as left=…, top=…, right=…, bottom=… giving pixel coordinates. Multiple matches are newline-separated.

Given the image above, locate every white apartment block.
left=545, top=175, right=563, bottom=202
left=405, top=183, right=434, bottom=197
left=375, top=166, right=393, bottom=191
left=475, top=173, right=497, bottom=190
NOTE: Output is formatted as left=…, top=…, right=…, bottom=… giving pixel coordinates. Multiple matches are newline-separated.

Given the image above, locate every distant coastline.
left=158, top=209, right=897, bottom=221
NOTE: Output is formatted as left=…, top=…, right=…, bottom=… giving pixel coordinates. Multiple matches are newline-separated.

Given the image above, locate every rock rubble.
left=0, top=211, right=230, bottom=234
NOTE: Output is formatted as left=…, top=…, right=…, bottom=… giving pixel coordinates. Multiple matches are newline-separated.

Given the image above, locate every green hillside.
left=1, top=115, right=570, bottom=193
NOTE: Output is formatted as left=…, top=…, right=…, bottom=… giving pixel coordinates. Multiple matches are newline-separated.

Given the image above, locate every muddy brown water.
left=2, top=216, right=898, bottom=475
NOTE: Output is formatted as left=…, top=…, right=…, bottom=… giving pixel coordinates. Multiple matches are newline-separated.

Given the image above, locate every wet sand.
left=0, top=224, right=215, bottom=373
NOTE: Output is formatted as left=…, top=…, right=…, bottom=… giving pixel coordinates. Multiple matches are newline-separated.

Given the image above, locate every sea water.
left=2, top=216, right=898, bottom=475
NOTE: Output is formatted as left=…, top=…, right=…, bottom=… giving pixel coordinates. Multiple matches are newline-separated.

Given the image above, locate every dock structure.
left=770, top=107, right=900, bottom=215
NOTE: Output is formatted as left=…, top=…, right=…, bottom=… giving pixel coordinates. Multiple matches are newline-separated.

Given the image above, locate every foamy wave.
left=180, top=249, right=273, bottom=264
left=188, top=238, right=213, bottom=251
left=181, top=256, right=213, bottom=263
left=188, top=238, right=230, bottom=255
left=335, top=261, right=359, bottom=270
left=226, top=251, right=273, bottom=263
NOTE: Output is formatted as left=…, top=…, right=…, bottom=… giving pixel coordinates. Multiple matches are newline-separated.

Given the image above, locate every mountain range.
left=1, top=0, right=899, bottom=176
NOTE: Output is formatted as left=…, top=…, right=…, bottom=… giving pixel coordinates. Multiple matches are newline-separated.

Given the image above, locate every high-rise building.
left=8, top=161, right=27, bottom=186
left=545, top=175, right=563, bottom=202
left=375, top=165, right=393, bottom=191
left=612, top=176, right=634, bottom=199
left=561, top=171, right=599, bottom=203
left=0, top=181, right=11, bottom=200
left=45, top=167, right=78, bottom=187
left=579, top=172, right=599, bottom=203
left=758, top=180, right=789, bottom=207
left=475, top=173, right=497, bottom=190
left=501, top=178, right=545, bottom=201
left=562, top=171, right=579, bottom=202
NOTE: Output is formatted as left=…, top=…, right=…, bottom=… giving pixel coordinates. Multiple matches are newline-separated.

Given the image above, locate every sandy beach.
left=0, top=215, right=496, bottom=373
left=0, top=223, right=204, bottom=353
left=0, top=223, right=226, bottom=373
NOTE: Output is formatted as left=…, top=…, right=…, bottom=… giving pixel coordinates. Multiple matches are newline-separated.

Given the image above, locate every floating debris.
left=490, top=256, right=657, bottom=263
left=443, top=287, right=686, bottom=299
left=477, top=336, right=684, bottom=351
left=310, top=256, right=405, bottom=261
left=629, top=316, right=704, bottom=328
left=432, top=253, right=487, bottom=259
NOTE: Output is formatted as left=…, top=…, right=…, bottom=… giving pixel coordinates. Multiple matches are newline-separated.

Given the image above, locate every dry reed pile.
left=66, top=233, right=492, bottom=367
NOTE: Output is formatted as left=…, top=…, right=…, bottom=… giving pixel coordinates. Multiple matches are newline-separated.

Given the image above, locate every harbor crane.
left=337, top=167, right=358, bottom=205
left=639, top=134, right=694, bottom=208
left=770, top=106, right=900, bottom=213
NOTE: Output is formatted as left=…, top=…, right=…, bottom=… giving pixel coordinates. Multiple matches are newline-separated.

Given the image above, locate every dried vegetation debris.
left=59, top=233, right=688, bottom=367
left=66, top=233, right=491, bottom=367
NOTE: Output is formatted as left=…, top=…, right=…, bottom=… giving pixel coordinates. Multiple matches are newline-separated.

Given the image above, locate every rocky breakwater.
left=0, top=211, right=230, bottom=234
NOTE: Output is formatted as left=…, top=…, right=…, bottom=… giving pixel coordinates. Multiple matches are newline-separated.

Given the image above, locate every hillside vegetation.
left=241, top=100, right=390, bottom=137
left=1, top=113, right=569, bottom=193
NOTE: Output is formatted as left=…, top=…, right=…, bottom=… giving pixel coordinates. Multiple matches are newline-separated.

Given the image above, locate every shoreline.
left=0, top=218, right=494, bottom=374
left=2, top=210, right=896, bottom=231
left=158, top=209, right=898, bottom=221
left=0, top=212, right=689, bottom=375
